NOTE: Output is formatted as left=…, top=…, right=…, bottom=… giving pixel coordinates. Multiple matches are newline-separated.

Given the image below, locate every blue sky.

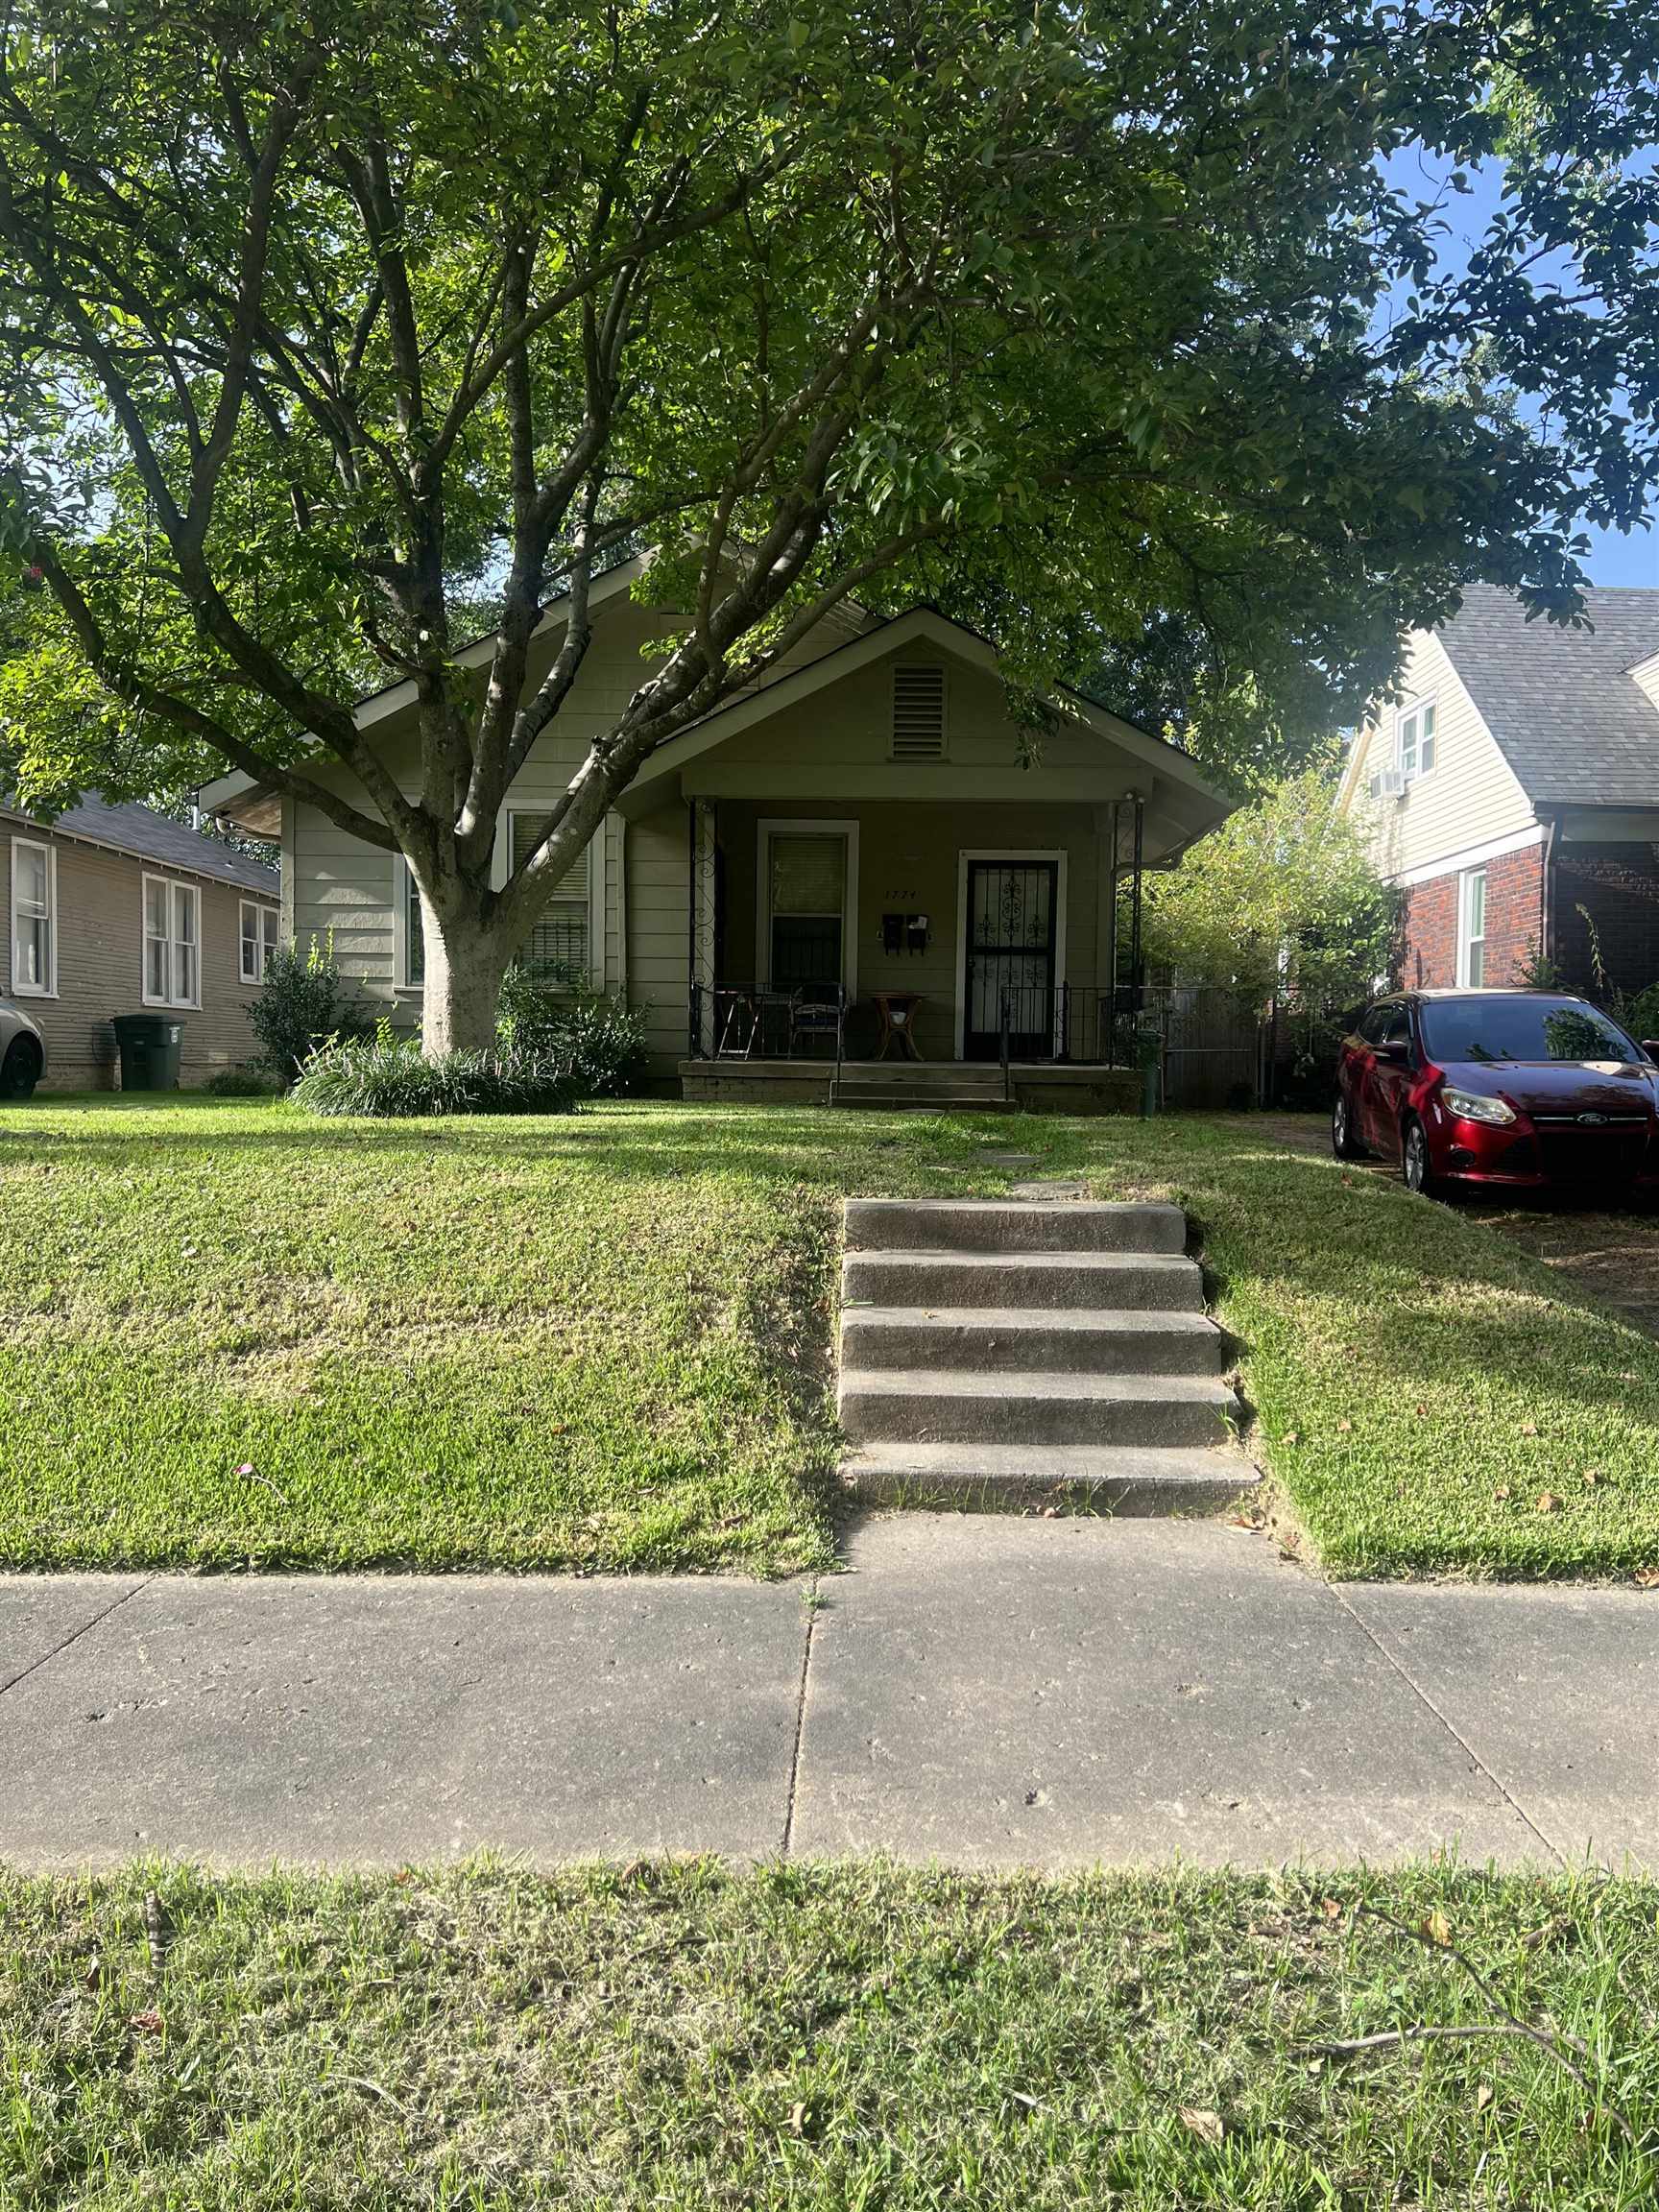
left=1386, top=146, right=1657, bottom=589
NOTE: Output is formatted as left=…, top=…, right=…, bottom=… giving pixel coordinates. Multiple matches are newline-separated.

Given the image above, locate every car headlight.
left=1442, top=1087, right=1517, bottom=1127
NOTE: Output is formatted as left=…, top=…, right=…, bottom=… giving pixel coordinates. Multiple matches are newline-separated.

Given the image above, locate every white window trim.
left=9, top=836, right=58, bottom=998
left=1456, top=865, right=1487, bottom=989
left=239, top=898, right=279, bottom=985
left=503, top=808, right=607, bottom=991
left=1396, top=695, right=1437, bottom=782
left=141, top=872, right=203, bottom=1010
left=952, top=848, right=1069, bottom=1059
left=393, top=856, right=423, bottom=995
left=756, top=818, right=859, bottom=997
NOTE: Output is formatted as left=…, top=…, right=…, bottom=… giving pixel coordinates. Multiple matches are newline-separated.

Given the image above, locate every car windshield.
left=1419, top=997, right=1640, bottom=1066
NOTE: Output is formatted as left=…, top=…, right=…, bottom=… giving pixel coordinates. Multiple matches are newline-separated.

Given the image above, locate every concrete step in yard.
left=843, top=1248, right=1207, bottom=1311
left=840, top=1305, right=1224, bottom=1376
left=840, top=1368, right=1235, bottom=1447
left=841, top=1441, right=1255, bottom=1514
left=836, top=1194, right=1255, bottom=1513
left=846, top=1198, right=1187, bottom=1252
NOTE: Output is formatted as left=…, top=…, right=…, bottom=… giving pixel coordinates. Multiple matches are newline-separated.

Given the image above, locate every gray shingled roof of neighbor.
left=0, top=792, right=278, bottom=895
left=1437, top=582, right=1659, bottom=810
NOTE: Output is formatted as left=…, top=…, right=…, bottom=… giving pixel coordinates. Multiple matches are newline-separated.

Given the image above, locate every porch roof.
left=616, top=607, right=1232, bottom=861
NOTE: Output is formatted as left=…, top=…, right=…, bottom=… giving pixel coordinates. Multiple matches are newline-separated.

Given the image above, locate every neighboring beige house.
left=1, top=794, right=280, bottom=1091
left=204, top=558, right=1233, bottom=1105
left=1340, top=585, right=1659, bottom=1000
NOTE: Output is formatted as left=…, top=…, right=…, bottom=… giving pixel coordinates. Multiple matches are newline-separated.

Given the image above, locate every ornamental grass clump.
left=292, top=1027, right=578, bottom=1118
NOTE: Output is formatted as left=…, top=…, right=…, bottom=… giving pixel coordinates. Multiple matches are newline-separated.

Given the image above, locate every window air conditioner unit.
left=1371, top=766, right=1407, bottom=800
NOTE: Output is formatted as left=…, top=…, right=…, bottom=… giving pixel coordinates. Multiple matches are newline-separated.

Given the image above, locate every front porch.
left=678, top=793, right=1159, bottom=1083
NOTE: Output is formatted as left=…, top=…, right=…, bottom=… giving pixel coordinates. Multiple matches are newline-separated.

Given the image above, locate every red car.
left=1333, top=989, right=1659, bottom=1196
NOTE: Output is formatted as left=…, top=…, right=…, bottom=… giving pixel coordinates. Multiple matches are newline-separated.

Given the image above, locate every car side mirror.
left=1376, top=1039, right=1410, bottom=1064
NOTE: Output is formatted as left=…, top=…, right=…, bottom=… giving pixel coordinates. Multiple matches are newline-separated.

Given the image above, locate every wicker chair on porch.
left=787, top=984, right=844, bottom=1059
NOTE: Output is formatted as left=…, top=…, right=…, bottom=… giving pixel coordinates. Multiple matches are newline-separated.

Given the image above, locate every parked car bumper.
left=1431, top=1112, right=1659, bottom=1191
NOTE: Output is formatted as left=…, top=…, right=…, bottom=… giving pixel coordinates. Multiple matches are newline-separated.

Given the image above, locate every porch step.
left=841, top=1440, right=1257, bottom=1513
left=840, top=1305, right=1223, bottom=1375
left=836, top=1060, right=1006, bottom=1088
left=835, top=1194, right=1249, bottom=1514
left=843, top=1248, right=1206, bottom=1311
left=838, top=1367, right=1235, bottom=1448
left=844, top=1198, right=1185, bottom=1253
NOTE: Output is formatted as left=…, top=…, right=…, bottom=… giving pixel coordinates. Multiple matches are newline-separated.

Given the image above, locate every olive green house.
left=204, top=558, right=1232, bottom=1107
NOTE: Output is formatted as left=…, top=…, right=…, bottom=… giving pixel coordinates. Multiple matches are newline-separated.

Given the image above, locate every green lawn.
left=4, top=1096, right=1659, bottom=1576
left=3, top=1861, right=1655, bottom=2208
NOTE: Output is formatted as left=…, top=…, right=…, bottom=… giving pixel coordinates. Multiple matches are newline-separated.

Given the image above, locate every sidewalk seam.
left=1327, top=1583, right=1566, bottom=1866
left=780, top=1581, right=819, bottom=1857
left=0, top=1577, right=155, bottom=1704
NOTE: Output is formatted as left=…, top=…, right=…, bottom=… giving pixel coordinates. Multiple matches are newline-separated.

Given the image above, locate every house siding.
left=285, top=597, right=857, bottom=1023
left=1, top=829, right=277, bottom=1090
left=1396, top=843, right=1544, bottom=992
left=1345, top=631, right=1537, bottom=880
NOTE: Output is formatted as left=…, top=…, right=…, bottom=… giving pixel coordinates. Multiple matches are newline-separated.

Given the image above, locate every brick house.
left=2, top=794, right=280, bottom=1090
left=1339, top=586, right=1659, bottom=1002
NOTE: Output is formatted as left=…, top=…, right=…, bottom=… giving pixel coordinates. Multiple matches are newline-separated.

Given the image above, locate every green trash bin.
left=111, top=1013, right=184, bottom=1093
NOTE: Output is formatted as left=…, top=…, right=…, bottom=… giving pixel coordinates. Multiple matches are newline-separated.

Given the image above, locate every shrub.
left=204, top=1064, right=281, bottom=1097
left=291, top=1026, right=580, bottom=1118
left=248, top=936, right=371, bottom=1087
left=496, top=964, right=649, bottom=1097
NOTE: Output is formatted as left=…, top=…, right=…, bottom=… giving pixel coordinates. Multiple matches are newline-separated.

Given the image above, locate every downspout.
left=1540, top=815, right=1558, bottom=976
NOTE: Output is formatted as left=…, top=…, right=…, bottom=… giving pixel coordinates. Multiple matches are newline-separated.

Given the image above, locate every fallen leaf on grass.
left=1635, top=1566, right=1659, bottom=1590
left=129, top=2009, right=164, bottom=2036
left=1492, top=1486, right=1512, bottom=1503
left=1180, top=2106, right=1225, bottom=2147
left=1421, top=1909, right=1453, bottom=1948
left=1476, top=2081, right=1495, bottom=2113
left=1519, top=1422, right=1539, bottom=1437
left=1535, top=1492, right=1563, bottom=1515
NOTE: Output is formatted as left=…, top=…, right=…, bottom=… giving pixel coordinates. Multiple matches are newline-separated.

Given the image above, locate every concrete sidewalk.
left=3, top=1517, right=1654, bottom=1870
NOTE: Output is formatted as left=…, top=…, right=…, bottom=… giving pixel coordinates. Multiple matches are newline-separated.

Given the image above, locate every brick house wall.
left=1, top=829, right=278, bottom=1091
left=1395, top=841, right=1544, bottom=991
left=1553, top=846, right=1659, bottom=1001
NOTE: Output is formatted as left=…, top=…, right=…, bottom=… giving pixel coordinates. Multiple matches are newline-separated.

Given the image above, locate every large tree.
left=0, top=0, right=1654, bottom=1046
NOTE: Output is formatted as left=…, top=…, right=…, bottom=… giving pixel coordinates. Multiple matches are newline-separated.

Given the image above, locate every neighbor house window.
left=10, top=837, right=56, bottom=997
left=1398, top=698, right=1437, bottom=781
left=142, top=875, right=200, bottom=1008
left=239, top=899, right=279, bottom=984
left=1457, top=866, right=1487, bottom=988
left=509, top=813, right=590, bottom=982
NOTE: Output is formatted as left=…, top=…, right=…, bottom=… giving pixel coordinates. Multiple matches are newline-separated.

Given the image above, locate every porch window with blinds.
left=768, top=832, right=845, bottom=991
left=510, top=813, right=591, bottom=982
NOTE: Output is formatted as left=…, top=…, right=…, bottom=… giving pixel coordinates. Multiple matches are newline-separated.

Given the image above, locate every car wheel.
left=0, top=1037, right=41, bottom=1102
left=1332, top=1091, right=1362, bottom=1159
left=1402, top=1117, right=1435, bottom=1197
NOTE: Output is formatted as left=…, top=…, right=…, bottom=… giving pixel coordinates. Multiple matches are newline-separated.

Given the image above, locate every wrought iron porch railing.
left=687, top=982, right=846, bottom=1071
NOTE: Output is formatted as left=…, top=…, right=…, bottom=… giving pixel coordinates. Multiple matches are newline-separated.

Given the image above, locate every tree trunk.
left=418, top=888, right=513, bottom=1056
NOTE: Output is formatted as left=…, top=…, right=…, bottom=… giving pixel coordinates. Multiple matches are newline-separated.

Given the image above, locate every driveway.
left=3, top=1515, right=1654, bottom=1870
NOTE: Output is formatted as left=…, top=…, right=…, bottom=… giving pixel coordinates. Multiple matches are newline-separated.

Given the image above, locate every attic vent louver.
left=891, top=664, right=947, bottom=760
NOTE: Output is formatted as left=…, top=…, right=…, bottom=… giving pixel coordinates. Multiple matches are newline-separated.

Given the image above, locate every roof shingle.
left=1438, top=584, right=1659, bottom=809
left=1, top=793, right=278, bottom=895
